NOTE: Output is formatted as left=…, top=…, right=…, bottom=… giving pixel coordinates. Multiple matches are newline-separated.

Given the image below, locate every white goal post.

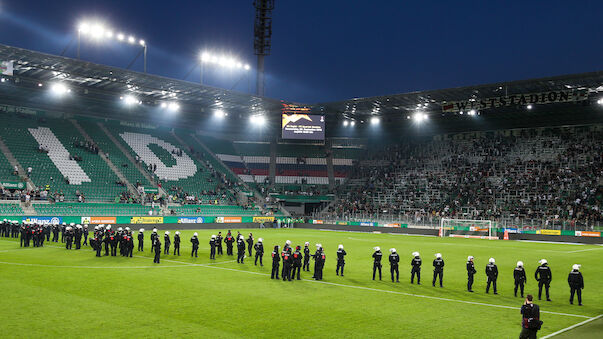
left=439, top=218, right=495, bottom=239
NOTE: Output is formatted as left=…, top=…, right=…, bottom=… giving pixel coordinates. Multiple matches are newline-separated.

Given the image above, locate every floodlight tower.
left=253, top=0, right=274, bottom=97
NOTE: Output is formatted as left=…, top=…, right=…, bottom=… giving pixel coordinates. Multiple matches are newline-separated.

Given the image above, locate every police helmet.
left=165, top=231, right=170, bottom=235
left=412, top=251, right=420, bottom=257
left=258, top=238, right=263, bottom=243
left=139, top=228, right=144, bottom=232
left=211, top=234, right=216, bottom=239
left=517, top=261, right=524, bottom=267
left=374, top=246, right=380, bottom=251
left=390, top=248, right=396, bottom=253
left=539, top=259, right=547, bottom=265
left=467, top=255, right=474, bottom=261
left=435, top=253, right=442, bottom=258
left=175, top=231, right=180, bottom=235
left=489, top=258, right=495, bottom=264
left=338, top=244, right=344, bottom=249
left=572, top=264, right=581, bottom=271
left=193, top=232, right=198, bottom=237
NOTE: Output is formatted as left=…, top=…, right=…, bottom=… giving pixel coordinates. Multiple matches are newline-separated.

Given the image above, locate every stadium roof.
left=1, top=43, right=602, bottom=126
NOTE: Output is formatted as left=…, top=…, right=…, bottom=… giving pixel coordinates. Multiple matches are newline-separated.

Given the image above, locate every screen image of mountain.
left=281, top=114, right=325, bottom=140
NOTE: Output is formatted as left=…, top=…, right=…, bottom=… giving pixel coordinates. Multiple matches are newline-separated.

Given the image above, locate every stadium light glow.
left=121, top=94, right=139, bottom=106
left=167, top=102, right=180, bottom=111
left=350, top=121, right=356, bottom=126
left=413, top=112, right=428, bottom=122
left=527, top=104, right=533, bottom=110
left=214, top=109, right=227, bottom=118
left=128, top=36, right=136, bottom=44
left=343, top=120, right=349, bottom=127
left=597, top=98, right=603, bottom=105
left=200, top=51, right=250, bottom=71
left=370, top=116, right=380, bottom=125
left=468, top=109, right=477, bottom=116
left=250, top=115, right=266, bottom=126
left=117, top=33, right=125, bottom=41
left=50, top=83, right=70, bottom=96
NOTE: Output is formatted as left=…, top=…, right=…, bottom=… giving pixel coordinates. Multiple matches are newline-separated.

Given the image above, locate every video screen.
left=281, top=114, right=325, bottom=140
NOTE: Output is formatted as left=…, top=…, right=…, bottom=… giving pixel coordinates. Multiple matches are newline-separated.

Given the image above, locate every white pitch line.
left=0, top=261, right=191, bottom=269
left=566, top=247, right=603, bottom=253
left=540, top=314, right=602, bottom=338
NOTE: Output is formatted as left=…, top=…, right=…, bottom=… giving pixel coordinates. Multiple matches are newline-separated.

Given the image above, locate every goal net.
left=439, top=218, right=496, bottom=239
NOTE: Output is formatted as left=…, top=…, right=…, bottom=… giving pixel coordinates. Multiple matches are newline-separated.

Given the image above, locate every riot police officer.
left=209, top=235, right=217, bottom=259
left=373, top=246, right=383, bottom=280
left=246, top=233, right=254, bottom=257
left=291, top=245, right=302, bottom=280
left=282, top=246, right=292, bottom=281
left=216, top=232, right=223, bottom=255
left=225, top=231, right=235, bottom=256
left=313, top=244, right=325, bottom=281
left=302, top=242, right=311, bottom=271
left=486, top=257, right=498, bottom=294
left=164, top=231, right=171, bottom=255
left=237, top=235, right=246, bottom=263
left=514, top=261, right=527, bottom=298
left=410, top=251, right=421, bottom=284
left=191, top=232, right=199, bottom=257
left=153, top=237, right=161, bottom=263
left=254, top=238, right=264, bottom=266
left=389, top=248, right=400, bottom=282
left=535, top=259, right=552, bottom=301
left=433, top=253, right=444, bottom=287
left=173, top=231, right=181, bottom=256
left=567, top=264, right=583, bottom=305
left=336, top=244, right=346, bottom=276
left=137, top=228, right=144, bottom=251
left=467, top=256, right=476, bottom=292
left=271, top=245, right=280, bottom=279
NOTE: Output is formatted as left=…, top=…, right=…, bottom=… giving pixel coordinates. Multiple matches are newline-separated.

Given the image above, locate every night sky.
left=0, top=0, right=601, bottom=103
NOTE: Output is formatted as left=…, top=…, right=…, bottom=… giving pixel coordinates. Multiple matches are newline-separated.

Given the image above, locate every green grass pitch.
left=0, top=228, right=601, bottom=338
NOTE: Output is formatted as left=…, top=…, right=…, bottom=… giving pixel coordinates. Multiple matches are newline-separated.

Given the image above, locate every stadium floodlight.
left=343, top=120, right=349, bottom=127
left=527, top=104, right=533, bottom=110
left=199, top=51, right=251, bottom=84
left=50, top=83, right=70, bottom=96
left=77, top=20, right=148, bottom=73
left=121, top=94, right=139, bottom=106
left=413, top=112, right=428, bottom=122
left=597, top=98, right=603, bottom=105
left=167, top=102, right=180, bottom=111
left=370, top=116, right=380, bottom=125
left=214, top=109, right=227, bottom=118
left=250, top=114, right=266, bottom=126
left=350, top=121, right=356, bottom=126
left=37, top=83, right=43, bottom=87
left=468, top=109, right=477, bottom=116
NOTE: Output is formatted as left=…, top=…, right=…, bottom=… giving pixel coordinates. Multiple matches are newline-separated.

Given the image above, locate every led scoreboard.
left=281, top=104, right=325, bottom=140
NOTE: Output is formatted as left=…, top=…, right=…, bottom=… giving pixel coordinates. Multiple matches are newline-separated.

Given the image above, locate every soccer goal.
left=439, top=218, right=496, bottom=239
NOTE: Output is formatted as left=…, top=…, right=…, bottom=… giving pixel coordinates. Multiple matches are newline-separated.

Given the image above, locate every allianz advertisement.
left=177, top=217, right=205, bottom=224
left=22, top=217, right=63, bottom=225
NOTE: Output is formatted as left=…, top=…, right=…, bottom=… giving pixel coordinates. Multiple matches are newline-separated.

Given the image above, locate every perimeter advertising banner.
left=177, top=217, right=205, bottom=224
left=216, top=217, right=242, bottom=223
left=537, top=229, right=562, bottom=235
left=253, top=216, right=274, bottom=223
left=22, top=217, right=62, bottom=225
left=575, top=231, right=601, bottom=237
left=0, top=181, right=25, bottom=189
left=130, top=217, right=164, bottom=224
left=81, top=217, right=117, bottom=224
left=282, top=114, right=325, bottom=140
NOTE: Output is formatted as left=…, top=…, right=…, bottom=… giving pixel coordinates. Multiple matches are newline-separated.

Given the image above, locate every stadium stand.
left=33, top=202, right=155, bottom=216
left=167, top=204, right=261, bottom=216
left=0, top=202, right=24, bottom=215
left=325, top=125, right=603, bottom=227
left=0, top=113, right=127, bottom=202
left=275, top=143, right=328, bottom=185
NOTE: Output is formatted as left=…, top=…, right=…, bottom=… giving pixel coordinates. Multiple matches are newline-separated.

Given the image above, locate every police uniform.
left=302, top=243, right=311, bottom=271
left=485, top=258, right=498, bottom=294
left=191, top=233, right=199, bottom=257
left=271, top=246, right=280, bottom=279
left=216, top=233, right=223, bottom=255
left=372, top=248, right=383, bottom=280
left=313, top=245, right=325, bottom=280
left=433, top=254, right=444, bottom=287
left=173, top=232, right=181, bottom=255
left=282, top=248, right=292, bottom=281
left=209, top=235, right=217, bottom=259
left=567, top=264, right=584, bottom=305
left=291, top=246, right=302, bottom=280
left=336, top=245, right=346, bottom=276
left=225, top=232, right=235, bottom=256
left=254, top=239, right=264, bottom=266
left=153, top=238, right=161, bottom=263
left=410, top=252, right=421, bottom=284
left=137, top=229, right=144, bottom=251
left=164, top=232, right=171, bottom=255
left=467, top=256, right=476, bottom=292
left=237, top=236, right=246, bottom=263
left=514, top=262, right=527, bottom=297
left=535, top=259, right=552, bottom=301
left=389, top=249, right=400, bottom=282
left=246, top=233, right=254, bottom=257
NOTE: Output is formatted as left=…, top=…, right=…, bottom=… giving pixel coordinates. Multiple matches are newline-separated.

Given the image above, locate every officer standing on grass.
left=94, top=228, right=102, bottom=257
left=209, top=235, right=217, bottom=259
left=271, top=245, right=280, bottom=279
left=519, top=294, right=541, bottom=339
left=334, top=244, right=346, bottom=277
left=467, top=256, right=476, bottom=292
left=191, top=232, right=199, bottom=257
left=164, top=231, right=171, bottom=255
left=514, top=261, right=527, bottom=298
left=254, top=238, right=264, bottom=266
left=83, top=225, right=89, bottom=246
left=216, top=232, right=223, bottom=255
left=173, top=231, right=181, bottom=256
left=137, top=229, right=144, bottom=252
left=225, top=231, right=235, bottom=256
left=313, top=244, right=325, bottom=281
left=389, top=248, right=400, bottom=282
left=246, top=233, right=254, bottom=257
left=282, top=246, right=292, bottom=281
left=567, top=264, right=584, bottom=306
left=153, top=236, right=161, bottom=264
left=237, top=235, right=246, bottom=263
left=535, top=259, right=552, bottom=301
left=302, top=242, right=311, bottom=271
left=433, top=253, right=444, bottom=287
left=372, top=246, right=383, bottom=280
left=485, top=258, right=498, bottom=294
left=291, top=245, right=302, bottom=280
left=410, top=252, right=421, bottom=284
left=74, top=225, right=82, bottom=250
left=150, top=228, right=158, bottom=253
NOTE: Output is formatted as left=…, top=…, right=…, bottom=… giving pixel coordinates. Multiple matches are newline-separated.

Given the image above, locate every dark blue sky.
left=0, top=0, right=601, bottom=103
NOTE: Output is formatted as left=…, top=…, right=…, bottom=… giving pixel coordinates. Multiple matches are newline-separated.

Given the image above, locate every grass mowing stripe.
left=540, top=314, right=603, bottom=338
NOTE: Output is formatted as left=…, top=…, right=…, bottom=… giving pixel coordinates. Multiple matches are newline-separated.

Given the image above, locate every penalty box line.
left=540, top=314, right=602, bottom=338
